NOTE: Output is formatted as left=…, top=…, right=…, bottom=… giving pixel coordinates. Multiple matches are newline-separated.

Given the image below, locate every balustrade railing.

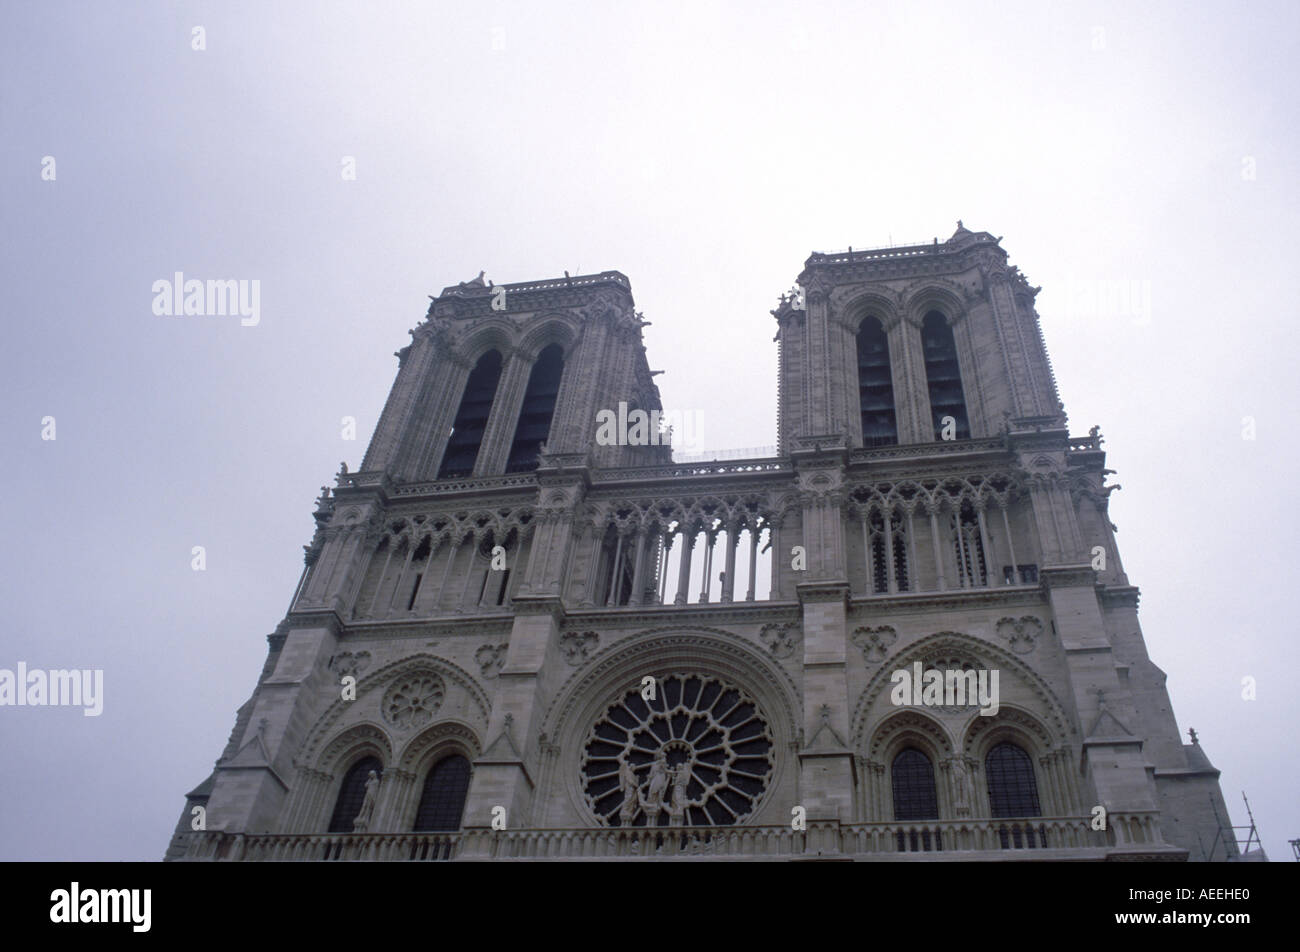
left=187, top=814, right=1169, bottom=861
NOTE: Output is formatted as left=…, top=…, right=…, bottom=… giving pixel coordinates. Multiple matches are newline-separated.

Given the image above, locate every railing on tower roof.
left=441, top=271, right=631, bottom=297
left=808, top=233, right=997, bottom=265
left=671, top=445, right=779, bottom=463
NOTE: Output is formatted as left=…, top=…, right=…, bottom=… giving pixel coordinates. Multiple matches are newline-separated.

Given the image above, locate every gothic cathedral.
left=168, top=223, right=1234, bottom=861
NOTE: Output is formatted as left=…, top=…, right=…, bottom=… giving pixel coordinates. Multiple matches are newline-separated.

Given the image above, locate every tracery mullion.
left=1000, top=499, right=1020, bottom=584
left=366, top=536, right=397, bottom=617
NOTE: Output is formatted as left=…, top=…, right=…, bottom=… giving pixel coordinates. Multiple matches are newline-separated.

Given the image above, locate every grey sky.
left=2, top=0, right=1296, bottom=861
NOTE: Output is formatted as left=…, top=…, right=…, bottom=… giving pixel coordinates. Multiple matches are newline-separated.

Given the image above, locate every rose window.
left=580, top=674, right=775, bottom=827
left=382, top=672, right=445, bottom=729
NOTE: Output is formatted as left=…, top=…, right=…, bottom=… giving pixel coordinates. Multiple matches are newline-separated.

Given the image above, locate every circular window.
left=382, top=671, right=445, bottom=730
left=580, top=674, right=774, bottom=827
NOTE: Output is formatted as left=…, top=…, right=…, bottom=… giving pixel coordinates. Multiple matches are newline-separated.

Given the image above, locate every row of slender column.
left=350, top=535, right=519, bottom=618
left=585, top=521, right=768, bottom=608
left=857, top=498, right=1031, bottom=596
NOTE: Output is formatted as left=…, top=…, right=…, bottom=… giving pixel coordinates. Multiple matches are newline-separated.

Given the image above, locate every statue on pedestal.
left=642, top=750, right=670, bottom=823
left=618, top=758, right=639, bottom=826
left=352, top=770, right=381, bottom=832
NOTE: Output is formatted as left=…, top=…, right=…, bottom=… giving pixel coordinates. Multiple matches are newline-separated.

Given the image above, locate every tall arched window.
left=327, top=756, right=383, bottom=833
left=892, top=747, right=940, bottom=852
left=438, top=350, right=504, bottom=479
left=857, top=317, right=898, bottom=446
left=921, top=311, right=970, bottom=440
left=414, top=754, right=472, bottom=831
left=868, top=510, right=909, bottom=594
left=891, top=748, right=939, bottom=820
left=986, top=742, right=1041, bottom=817
left=505, top=343, right=564, bottom=473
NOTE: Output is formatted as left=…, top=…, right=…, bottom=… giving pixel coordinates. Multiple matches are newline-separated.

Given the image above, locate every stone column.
left=861, top=514, right=874, bottom=596
left=474, top=348, right=533, bottom=477
left=605, top=531, right=625, bottom=607
left=674, top=527, right=695, bottom=606
left=434, top=540, right=461, bottom=611
left=721, top=523, right=738, bottom=603
left=1000, top=501, right=1020, bottom=584
left=386, top=536, right=418, bottom=615
left=745, top=524, right=759, bottom=601
left=365, top=538, right=397, bottom=617
left=699, top=527, right=717, bottom=603
left=905, top=508, right=919, bottom=593
left=628, top=527, right=648, bottom=606
left=927, top=502, right=947, bottom=591
left=976, top=504, right=994, bottom=587
left=883, top=507, right=897, bottom=594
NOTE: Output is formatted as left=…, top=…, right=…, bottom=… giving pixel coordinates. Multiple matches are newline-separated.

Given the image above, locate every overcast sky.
left=2, top=0, right=1296, bottom=862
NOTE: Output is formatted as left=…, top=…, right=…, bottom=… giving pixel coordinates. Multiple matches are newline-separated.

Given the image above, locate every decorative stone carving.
left=851, top=625, right=898, bottom=664
left=996, top=616, right=1043, bottom=655
left=560, top=630, right=600, bottom=665
left=329, top=651, right=371, bottom=680
left=948, top=756, right=973, bottom=817
left=475, top=643, right=507, bottom=678
left=759, top=621, right=800, bottom=659
left=381, top=671, right=446, bottom=730
left=352, top=770, right=381, bottom=831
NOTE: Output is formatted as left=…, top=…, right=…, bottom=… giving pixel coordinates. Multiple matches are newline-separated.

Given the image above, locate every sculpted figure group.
left=619, top=749, right=693, bottom=826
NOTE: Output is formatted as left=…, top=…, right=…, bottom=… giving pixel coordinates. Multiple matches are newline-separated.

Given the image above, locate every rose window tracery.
left=382, top=671, right=445, bottom=729
left=580, top=674, right=774, bottom=827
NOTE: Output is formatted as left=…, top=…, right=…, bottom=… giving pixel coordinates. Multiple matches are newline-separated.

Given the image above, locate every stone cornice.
left=560, top=601, right=801, bottom=630
left=427, top=271, right=634, bottom=321
left=1006, top=421, right=1070, bottom=453
left=796, top=580, right=851, bottom=606
left=337, top=615, right=515, bottom=640
left=1039, top=565, right=1098, bottom=589
left=847, top=586, right=1047, bottom=615
left=280, top=609, right=346, bottom=639
left=1100, top=585, right=1141, bottom=610
left=848, top=437, right=1009, bottom=470
left=509, top=595, right=566, bottom=623
left=798, top=234, right=1003, bottom=288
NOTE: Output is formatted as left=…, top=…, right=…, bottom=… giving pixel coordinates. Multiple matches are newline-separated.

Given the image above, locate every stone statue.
left=352, top=769, right=381, bottom=831
left=643, top=750, right=670, bottom=820
left=951, top=758, right=971, bottom=814
left=618, top=758, right=639, bottom=825
left=669, top=762, right=691, bottom=825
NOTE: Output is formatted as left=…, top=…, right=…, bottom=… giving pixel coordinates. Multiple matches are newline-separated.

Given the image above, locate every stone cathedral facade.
left=169, top=223, right=1235, bottom=862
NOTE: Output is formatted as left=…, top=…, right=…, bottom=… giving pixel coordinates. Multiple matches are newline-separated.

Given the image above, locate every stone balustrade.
left=184, top=813, right=1177, bottom=862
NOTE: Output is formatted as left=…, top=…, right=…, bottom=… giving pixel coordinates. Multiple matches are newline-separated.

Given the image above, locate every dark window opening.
left=505, top=343, right=564, bottom=473
left=922, top=311, right=970, bottom=440
left=953, top=503, right=988, bottom=587
left=1002, top=563, right=1039, bottom=585
left=413, top=755, right=472, bottom=831
left=857, top=316, right=898, bottom=447
left=986, top=742, right=1041, bottom=819
left=438, top=350, right=503, bottom=479
left=867, top=510, right=909, bottom=594
left=891, top=748, right=939, bottom=821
